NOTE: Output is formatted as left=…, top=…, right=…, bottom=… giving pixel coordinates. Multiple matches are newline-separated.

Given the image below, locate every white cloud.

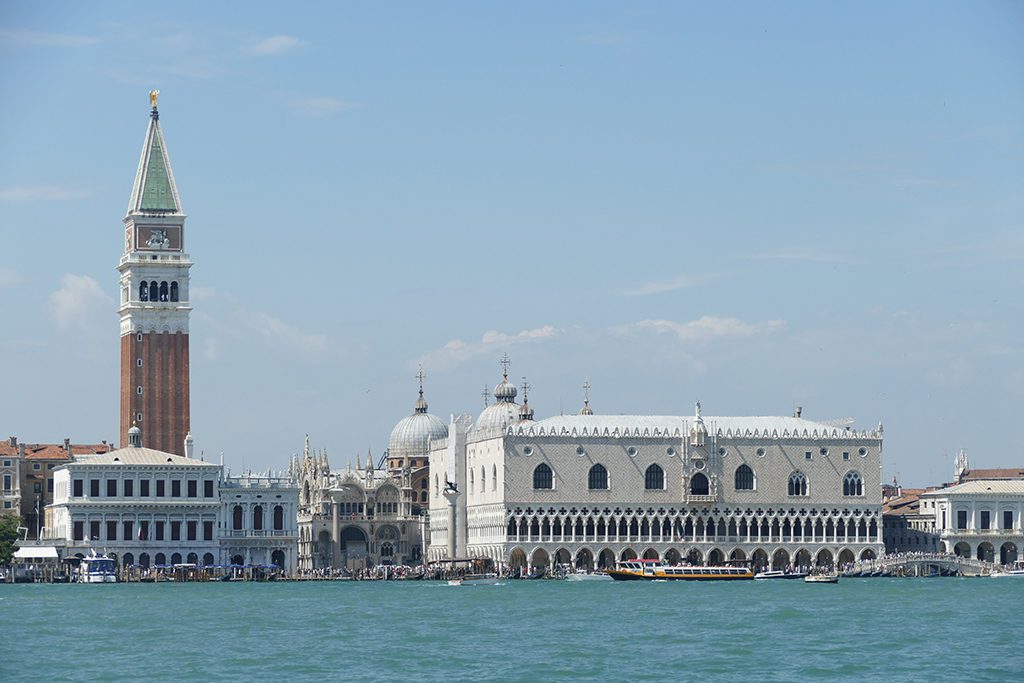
left=242, top=35, right=307, bottom=56
left=0, top=27, right=99, bottom=47
left=617, top=316, right=785, bottom=342
left=203, top=337, right=220, bottom=361
left=49, top=274, right=113, bottom=333
left=620, top=273, right=714, bottom=296
left=0, top=266, right=25, bottom=287
left=288, top=96, right=359, bottom=118
left=236, top=309, right=328, bottom=357
left=416, top=326, right=560, bottom=371
left=0, top=185, right=92, bottom=201
left=190, top=286, right=217, bottom=301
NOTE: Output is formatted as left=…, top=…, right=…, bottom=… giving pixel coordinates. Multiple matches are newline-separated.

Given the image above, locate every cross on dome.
left=500, top=353, right=511, bottom=379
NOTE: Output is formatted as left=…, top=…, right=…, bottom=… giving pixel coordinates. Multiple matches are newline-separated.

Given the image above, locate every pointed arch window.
left=734, top=464, right=755, bottom=491
left=533, top=463, right=553, bottom=490
left=588, top=463, right=608, bottom=490
left=645, top=464, right=665, bottom=490
left=690, top=472, right=709, bottom=495
left=480, top=466, right=486, bottom=493
left=843, top=471, right=863, bottom=496
left=788, top=471, right=809, bottom=497
left=492, top=464, right=497, bottom=491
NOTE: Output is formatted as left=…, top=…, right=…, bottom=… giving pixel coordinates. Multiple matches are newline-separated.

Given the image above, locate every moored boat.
left=607, top=560, right=753, bottom=581
left=78, top=552, right=117, bottom=583
left=990, top=561, right=1024, bottom=578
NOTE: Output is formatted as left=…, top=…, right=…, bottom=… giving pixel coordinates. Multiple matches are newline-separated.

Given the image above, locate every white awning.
left=13, top=546, right=59, bottom=560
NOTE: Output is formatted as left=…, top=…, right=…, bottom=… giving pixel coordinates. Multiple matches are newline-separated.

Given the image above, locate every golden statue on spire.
left=149, top=90, right=160, bottom=108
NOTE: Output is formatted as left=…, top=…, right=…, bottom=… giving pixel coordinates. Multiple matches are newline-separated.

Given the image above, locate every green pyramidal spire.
left=127, top=94, right=181, bottom=215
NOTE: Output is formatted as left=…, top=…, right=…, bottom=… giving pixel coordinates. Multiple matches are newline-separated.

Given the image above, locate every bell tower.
left=118, top=91, right=192, bottom=455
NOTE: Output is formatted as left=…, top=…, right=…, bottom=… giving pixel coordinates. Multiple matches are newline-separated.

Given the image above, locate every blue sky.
left=1, top=1, right=1021, bottom=485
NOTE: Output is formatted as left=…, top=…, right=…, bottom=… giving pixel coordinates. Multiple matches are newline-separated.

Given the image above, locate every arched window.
left=233, top=504, right=243, bottom=530
left=469, top=468, right=474, bottom=494
left=492, top=464, right=497, bottom=491
left=434, top=474, right=439, bottom=496
left=735, top=464, right=755, bottom=490
left=253, top=505, right=264, bottom=530
left=690, top=472, right=709, bottom=495
left=420, top=491, right=427, bottom=502
left=788, top=472, right=808, bottom=496
left=481, top=466, right=486, bottom=493
left=170, top=281, right=179, bottom=302
left=533, top=463, right=553, bottom=490
left=139, top=282, right=148, bottom=301
left=645, top=464, right=665, bottom=490
left=273, top=505, right=284, bottom=530
left=159, top=281, right=168, bottom=301
left=149, top=281, right=158, bottom=302
left=843, top=471, right=863, bottom=496
left=588, top=463, right=609, bottom=490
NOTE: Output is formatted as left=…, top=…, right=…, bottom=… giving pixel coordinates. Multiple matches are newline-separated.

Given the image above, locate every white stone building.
left=430, top=362, right=885, bottom=573
left=220, top=473, right=298, bottom=570
left=921, top=479, right=1023, bottom=565
left=44, top=427, right=298, bottom=573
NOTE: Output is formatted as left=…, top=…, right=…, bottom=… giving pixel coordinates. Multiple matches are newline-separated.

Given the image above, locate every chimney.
left=18, top=443, right=26, bottom=457
left=8, top=436, right=16, bottom=448
left=64, top=438, right=72, bottom=456
left=795, top=406, right=802, bottom=418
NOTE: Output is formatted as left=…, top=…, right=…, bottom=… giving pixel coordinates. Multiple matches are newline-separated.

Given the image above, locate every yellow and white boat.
left=607, top=559, right=753, bottom=581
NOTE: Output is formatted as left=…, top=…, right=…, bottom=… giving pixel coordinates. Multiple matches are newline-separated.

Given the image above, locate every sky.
left=0, top=1, right=1021, bottom=486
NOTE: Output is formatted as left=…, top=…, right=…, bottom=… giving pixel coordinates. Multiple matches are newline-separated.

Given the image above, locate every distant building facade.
left=921, top=461, right=1023, bottom=566
left=430, top=361, right=885, bottom=572
left=294, top=441, right=433, bottom=573
left=0, top=437, right=113, bottom=537
left=882, top=486, right=940, bottom=554
left=1, top=438, right=21, bottom=516
left=43, top=428, right=297, bottom=573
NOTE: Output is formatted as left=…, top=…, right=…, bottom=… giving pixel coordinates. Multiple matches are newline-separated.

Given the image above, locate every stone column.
left=331, top=501, right=340, bottom=568
left=443, top=490, right=459, bottom=559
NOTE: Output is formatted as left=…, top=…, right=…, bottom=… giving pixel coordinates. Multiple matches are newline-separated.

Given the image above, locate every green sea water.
left=1, top=578, right=1020, bottom=682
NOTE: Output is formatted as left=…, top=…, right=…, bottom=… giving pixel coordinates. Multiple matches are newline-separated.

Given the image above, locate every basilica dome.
left=388, top=386, right=448, bottom=459
left=475, top=366, right=521, bottom=432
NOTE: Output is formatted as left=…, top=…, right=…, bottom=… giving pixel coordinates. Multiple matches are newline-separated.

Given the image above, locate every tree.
left=0, top=513, right=23, bottom=566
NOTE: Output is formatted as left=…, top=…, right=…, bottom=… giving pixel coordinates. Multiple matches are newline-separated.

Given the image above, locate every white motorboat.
left=78, top=551, right=117, bottom=583
left=804, top=573, right=839, bottom=584
left=453, top=573, right=499, bottom=586
left=754, top=569, right=808, bottom=580
left=564, top=571, right=612, bottom=582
